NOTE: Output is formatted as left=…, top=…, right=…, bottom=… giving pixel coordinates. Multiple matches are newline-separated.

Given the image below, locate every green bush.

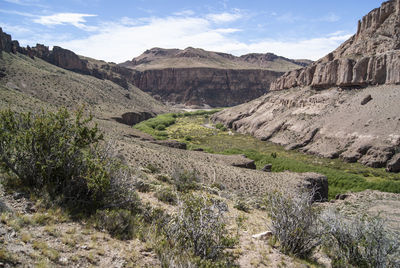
left=0, top=108, right=139, bottom=213
left=94, top=209, right=136, bottom=240
left=215, top=123, right=224, bottom=130
left=172, top=170, right=200, bottom=192
left=155, top=187, right=177, bottom=205
left=234, top=199, right=250, bottom=213
left=155, top=124, right=166, bottom=131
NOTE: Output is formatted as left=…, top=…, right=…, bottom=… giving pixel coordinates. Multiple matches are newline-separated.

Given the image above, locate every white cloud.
left=207, top=12, right=242, bottom=23
left=51, top=12, right=351, bottom=63
left=33, top=13, right=97, bottom=31
left=174, top=10, right=195, bottom=16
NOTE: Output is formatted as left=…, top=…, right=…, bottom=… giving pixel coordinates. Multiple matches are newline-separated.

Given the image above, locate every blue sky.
left=0, top=0, right=384, bottom=62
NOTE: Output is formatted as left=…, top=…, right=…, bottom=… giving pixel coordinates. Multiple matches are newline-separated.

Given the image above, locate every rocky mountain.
left=120, top=47, right=309, bottom=107
left=212, top=0, right=400, bottom=171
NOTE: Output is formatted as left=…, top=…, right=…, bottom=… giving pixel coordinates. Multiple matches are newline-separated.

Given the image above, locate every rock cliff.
left=130, top=67, right=283, bottom=107
left=213, top=0, right=400, bottom=171
left=121, top=47, right=308, bottom=107
left=271, top=0, right=400, bottom=90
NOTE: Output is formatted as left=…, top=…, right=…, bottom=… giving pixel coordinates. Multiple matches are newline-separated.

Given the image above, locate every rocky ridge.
left=213, top=0, right=400, bottom=170
left=120, top=47, right=309, bottom=107
left=271, top=0, right=400, bottom=90
left=0, top=28, right=135, bottom=89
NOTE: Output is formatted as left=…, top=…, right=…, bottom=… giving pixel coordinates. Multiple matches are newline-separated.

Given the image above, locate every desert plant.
left=234, top=199, right=250, bottom=213
left=215, top=123, right=224, bottom=130
left=172, top=170, right=200, bottom=192
left=94, top=209, right=136, bottom=240
left=159, top=194, right=235, bottom=265
left=322, top=211, right=400, bottom=268
left=155, top=187, right=177, bottom=205
left=0, top=108, right=139, bottom=213
left=265, top=190, right=322, bottom=258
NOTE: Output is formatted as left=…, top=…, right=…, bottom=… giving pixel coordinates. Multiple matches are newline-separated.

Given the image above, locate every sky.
left=0, top=0, right=385, bottom=63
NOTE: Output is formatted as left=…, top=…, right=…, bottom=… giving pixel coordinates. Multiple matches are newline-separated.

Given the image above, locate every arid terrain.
left=1, top=0, right=400, bottom=267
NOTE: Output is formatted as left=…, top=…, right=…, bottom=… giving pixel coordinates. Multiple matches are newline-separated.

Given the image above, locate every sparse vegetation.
left=322, top=211, right=400, bottom=268
left=265, top=190, right=322, bottom=258
left=155, top=187, right=177, bottom=205
left=157, top=194, right=236, bottom=266
left=172, top=169, right=200, bottom=192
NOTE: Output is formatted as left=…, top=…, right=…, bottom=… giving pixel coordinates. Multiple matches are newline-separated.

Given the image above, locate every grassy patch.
left=133, top=110, right=221, bottom=140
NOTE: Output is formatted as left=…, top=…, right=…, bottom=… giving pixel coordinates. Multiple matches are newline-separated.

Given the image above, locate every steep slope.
left=120, top=47, right=309, bottom=107
left=213, top=0, right=400, bottom=170
left=0, top=38, right=169, bottom=124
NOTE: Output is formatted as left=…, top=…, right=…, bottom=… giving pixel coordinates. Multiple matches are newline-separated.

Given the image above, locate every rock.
left=386, top=153, right=400, bottom=172
left=298, top=173, right=328, bottom=202
left=361, top=94, right=372, bottom=105
left=117, top=111, right=155, bottom=126
left=151, top=140, right=187, bottom=150
left=225, top=155, right=256, bottom=169
left=335, top=194, right=349, bottom=200
left=261, top=164, right=272, bottom=172
left=252, top=231, right=273, bottom=240
left=359, top=147, right=395, bottom=168
left=192, top=148, right=204, bottom=152
left=12, top=192, right=24, bottom=200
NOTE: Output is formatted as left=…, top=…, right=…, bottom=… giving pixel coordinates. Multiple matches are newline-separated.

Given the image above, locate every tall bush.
left=0, top=108, right=130, bottom=210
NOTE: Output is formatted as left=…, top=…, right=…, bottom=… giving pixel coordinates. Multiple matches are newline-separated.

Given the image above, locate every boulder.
left=261, top=164, right=272, bottom=172
left=386, top=154, right=400, bottom=173
left=118, top=111, right=155, bottom=126
left=151, top=140, right=187, bottom=150
left=223, top=155, right=256, bottom=169
left=361, top=94, right=372, bottom=105
left=298, top=173, right=328, bottom=202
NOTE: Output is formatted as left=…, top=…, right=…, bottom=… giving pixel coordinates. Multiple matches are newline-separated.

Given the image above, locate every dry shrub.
left=265, top=190, right=323, bottom=258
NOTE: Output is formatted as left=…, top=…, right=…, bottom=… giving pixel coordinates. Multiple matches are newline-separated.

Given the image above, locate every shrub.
left=159, top=194, right=235, bottom=265
left=172, top=170, right=200, bottom=192
left=145, top=163, right=160, bottom=173
left=322, top=211, right=400, bottom=268
left=94, top=209, right=136, bottom=240
left=265, top=190, right=322, bottom=258
left=155, top=187, right=177, bottom=205
left=0, top=108, right=140, bottom=213
left=155, top=124, right=166, bottom=131
left=215, top=123, right=224, bottom=130
left=234, top=199, right=250, bottom=213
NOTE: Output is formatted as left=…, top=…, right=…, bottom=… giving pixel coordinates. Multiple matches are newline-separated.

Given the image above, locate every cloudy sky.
left=0, top=0, right=383, bottom=63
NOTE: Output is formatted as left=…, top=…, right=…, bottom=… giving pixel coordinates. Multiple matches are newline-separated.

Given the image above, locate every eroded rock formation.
left=271, top=0, right=400, bottom=90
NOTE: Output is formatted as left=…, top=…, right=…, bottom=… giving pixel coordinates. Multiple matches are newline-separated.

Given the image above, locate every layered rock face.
left=213, top=0, right=400, bottom=170
left=130, top=68, right=283, bottom=107
left=121, top=47, right=308, bottom=107
left=271, top=0, right=400, bottom=90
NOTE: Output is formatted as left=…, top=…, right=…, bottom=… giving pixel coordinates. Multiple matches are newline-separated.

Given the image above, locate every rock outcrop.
left=271, top=0, right=400, bottom=91
left=121, top=47, right=309, bottom=107
left=213, top=0, right=400, bottom=171
left=130, top=68, right=283, bottom=107
left=116, top=111, right=155, bottom=126
left=0, top=29, right=135, bottom=89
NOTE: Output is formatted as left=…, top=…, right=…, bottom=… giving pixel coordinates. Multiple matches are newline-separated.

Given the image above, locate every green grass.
left=135, top=113, right=400, bottom=199
left=133, top=110, right=221, bottom=140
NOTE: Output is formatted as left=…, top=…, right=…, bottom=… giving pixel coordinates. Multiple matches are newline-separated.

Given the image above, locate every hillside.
left=213, top=0, right=400, bottom=170
left=119, top=47, right=309, bottom=107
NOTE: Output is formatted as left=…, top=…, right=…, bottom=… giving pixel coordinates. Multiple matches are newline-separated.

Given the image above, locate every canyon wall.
left=130, top=68, right=283, bottom=107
